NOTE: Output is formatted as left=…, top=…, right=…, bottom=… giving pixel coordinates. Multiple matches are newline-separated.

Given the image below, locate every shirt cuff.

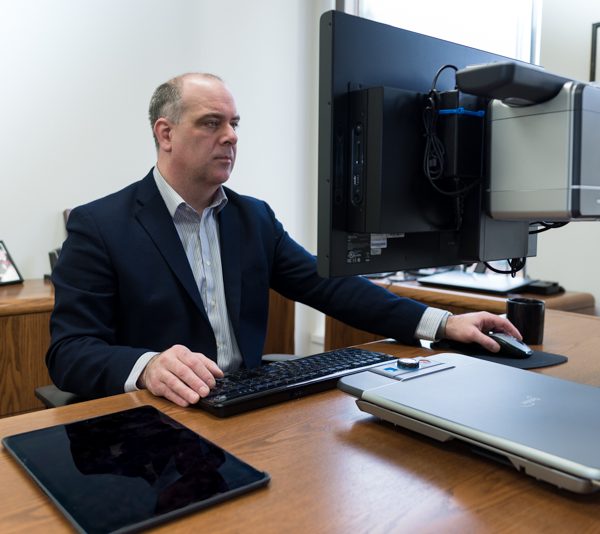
left=414, top=307, right=452, bottom=341
left=124, top=351, right=159, bottom=393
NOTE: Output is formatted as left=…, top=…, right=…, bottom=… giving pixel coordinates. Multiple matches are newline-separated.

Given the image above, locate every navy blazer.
left=47, top=170, right=427, bottom=398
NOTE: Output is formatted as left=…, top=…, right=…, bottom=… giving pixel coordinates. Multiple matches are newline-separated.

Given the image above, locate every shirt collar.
left=152, top=165, right=228, bottom=218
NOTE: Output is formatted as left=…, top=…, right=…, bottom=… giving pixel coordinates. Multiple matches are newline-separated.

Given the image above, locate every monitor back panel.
left=317, top=10, right=534, bottom=277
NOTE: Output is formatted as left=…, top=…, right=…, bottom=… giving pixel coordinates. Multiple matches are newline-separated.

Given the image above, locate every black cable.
left=529, top=221, right=569, bottom=234
left=484, top=257, right=527, bottom=277
left=422, top=95, right=445, bottom=181
left=430, top=64, right=458, bottom=92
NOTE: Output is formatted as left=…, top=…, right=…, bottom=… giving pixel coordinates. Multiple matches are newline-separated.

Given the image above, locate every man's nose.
left=222, top=124, right=238, bottom=145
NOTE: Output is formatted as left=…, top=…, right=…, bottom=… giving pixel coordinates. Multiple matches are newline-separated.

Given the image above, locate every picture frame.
left=0, top=241, right=24, bottom=286
left=590, top=22, right=600, bottom=82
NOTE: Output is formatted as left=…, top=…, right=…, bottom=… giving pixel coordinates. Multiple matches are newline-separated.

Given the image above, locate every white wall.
left=1, top=0, right=197, bottom=274
left=0, top=0, right=332, bottom=354
left=526, top=0, right=600, bottom=311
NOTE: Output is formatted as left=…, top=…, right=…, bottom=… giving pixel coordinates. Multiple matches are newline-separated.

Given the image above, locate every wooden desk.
left=0, top=280, right=53, bottom=417
left=325, top=280, right=596, bottom=350
left=0, top=309, right=599, bottom=532
left=0, top=280, right=294, bottom=418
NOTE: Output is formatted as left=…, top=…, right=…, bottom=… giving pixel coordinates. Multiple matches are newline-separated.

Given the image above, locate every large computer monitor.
left=317, top=10, right=535, bottom=277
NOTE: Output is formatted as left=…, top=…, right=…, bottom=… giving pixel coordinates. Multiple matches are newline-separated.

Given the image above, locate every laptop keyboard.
left=196, top=347, right=396, bottom=417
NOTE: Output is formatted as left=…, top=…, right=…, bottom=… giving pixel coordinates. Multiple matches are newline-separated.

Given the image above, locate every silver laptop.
left=338, top=353, right=600, bottom=493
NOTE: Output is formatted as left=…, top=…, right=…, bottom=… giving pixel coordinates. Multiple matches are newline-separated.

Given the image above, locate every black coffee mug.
left=506, top=297, right=545, bottom=345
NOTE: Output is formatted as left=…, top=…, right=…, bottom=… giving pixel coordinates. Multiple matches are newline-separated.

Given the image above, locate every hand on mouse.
left=444, top=311, right=522, bottom=353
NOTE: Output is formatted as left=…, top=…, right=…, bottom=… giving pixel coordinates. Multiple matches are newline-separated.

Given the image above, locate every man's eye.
left=204, top=120, right=219, bottom=128
left=231, top=121, right=240, bottom=131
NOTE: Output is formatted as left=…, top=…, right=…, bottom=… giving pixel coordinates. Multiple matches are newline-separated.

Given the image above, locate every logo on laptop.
left=521, top=395, right=541, bottom=408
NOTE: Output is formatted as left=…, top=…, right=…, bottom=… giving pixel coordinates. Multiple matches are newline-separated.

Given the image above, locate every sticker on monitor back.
left=346, top=233, right=372, bottom=263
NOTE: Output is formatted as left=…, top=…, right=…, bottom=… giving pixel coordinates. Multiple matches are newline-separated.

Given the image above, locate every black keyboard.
left=196, top=347, right=396, bottom=417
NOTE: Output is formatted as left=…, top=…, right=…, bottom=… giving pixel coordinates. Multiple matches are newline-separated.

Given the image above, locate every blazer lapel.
left=218, top=200, right=242, bottom=338
left=134, top=174, right=208, bottom=320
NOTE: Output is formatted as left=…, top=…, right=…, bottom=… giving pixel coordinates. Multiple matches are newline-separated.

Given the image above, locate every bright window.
left=357, top=0, right=542, bottom=63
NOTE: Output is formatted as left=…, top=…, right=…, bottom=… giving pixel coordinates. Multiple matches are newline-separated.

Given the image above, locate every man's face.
left=166, top=77, right=240, bottom=188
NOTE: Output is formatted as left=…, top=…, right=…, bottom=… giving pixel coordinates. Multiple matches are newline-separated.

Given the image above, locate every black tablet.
left=2, top=405, right=269, bottom=533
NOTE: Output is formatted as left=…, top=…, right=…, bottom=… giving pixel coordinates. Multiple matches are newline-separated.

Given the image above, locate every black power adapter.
left=436, top=90, right=486, bottom=180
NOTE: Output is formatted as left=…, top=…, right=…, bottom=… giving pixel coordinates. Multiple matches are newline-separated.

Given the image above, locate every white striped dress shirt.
left=415, top=307, right=451, bottom=341
left=153, top=167, right=242, bottom=372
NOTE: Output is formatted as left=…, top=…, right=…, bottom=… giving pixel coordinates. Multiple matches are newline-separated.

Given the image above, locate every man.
left=47, top=73, right=521, bottom=407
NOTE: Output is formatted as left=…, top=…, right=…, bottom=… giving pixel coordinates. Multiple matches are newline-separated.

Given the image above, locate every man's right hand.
left=137, top=344, right=224, bottom=407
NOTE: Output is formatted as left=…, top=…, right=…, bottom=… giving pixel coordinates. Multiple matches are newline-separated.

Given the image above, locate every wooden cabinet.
left=0, top=280, right=53, bottom=417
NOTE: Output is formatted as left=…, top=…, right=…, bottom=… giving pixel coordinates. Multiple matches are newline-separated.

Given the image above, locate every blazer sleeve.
left=47, top=206, right=154, bottom=398
left=262, top=203, right=428, bottom=345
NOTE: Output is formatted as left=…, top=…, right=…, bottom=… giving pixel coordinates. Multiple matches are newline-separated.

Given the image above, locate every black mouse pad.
left=431, top=340, right=568, bottom=369
left=2, top=405, right=270, bottom=533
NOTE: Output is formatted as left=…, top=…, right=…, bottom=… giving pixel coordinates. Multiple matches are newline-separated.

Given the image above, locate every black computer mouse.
left=487, top=332, right=533, bottom=359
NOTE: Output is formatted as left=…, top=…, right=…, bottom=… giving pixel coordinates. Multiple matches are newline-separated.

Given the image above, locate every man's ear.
left=154, top=118, right=173, bottom=152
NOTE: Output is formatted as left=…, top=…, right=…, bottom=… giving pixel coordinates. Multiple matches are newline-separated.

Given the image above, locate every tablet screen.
left=3, top=405, right=269, bottom=533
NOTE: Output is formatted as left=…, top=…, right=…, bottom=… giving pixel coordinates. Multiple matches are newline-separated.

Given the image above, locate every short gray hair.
left=148, top=73, right=223, bottom=149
